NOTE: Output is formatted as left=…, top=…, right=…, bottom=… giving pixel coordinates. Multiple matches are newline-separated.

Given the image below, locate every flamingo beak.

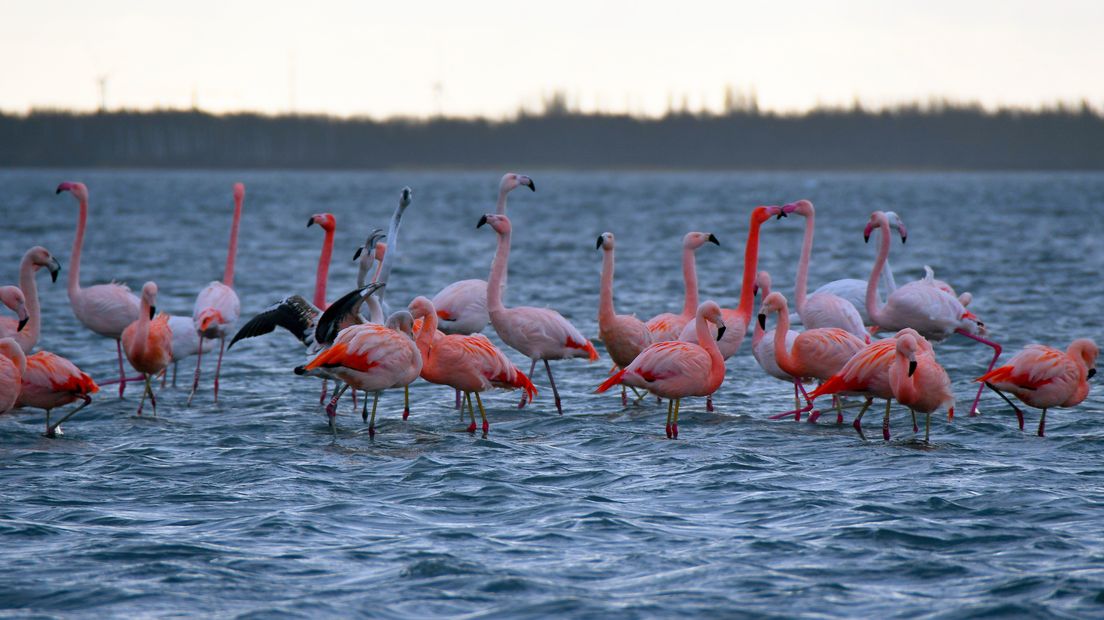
left=596, top=235, right=604, bottom=250
left=307, top=217, right=315, bottom=228
left=149, top=306, right=156, bottom=320
left=48, top=258, right=60, bottom=282
left=757, top=313, right=766, bottom=330
left=707, top=234, right=720, bottom=246
left=524, top=178, right=536, bottom=192
left=716, top=324, right=726, bottom=341
left=477, top=215, right=488, bottom=228
left=908, top=360, right=917, bottom=377
left=55, top=182, right=74, bottom=194
left=17, top=316, right=28, bottom=332
left=353, top=246, right=363, bottom=261
left=1090, top=368, right=1097, bottom=379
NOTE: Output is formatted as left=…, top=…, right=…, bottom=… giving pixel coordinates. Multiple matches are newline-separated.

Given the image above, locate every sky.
left=2, top=0, right=1102, bottom=118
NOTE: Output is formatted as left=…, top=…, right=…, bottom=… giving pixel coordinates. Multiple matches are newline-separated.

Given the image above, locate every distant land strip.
left=2, top=104, right=1103, bottom=170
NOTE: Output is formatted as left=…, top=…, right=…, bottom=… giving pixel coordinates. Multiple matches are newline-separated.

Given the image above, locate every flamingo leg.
left=622, top=385, right=628, bottom=407
left=161, top=366, right=168, bottom=389
left=1038, top=408, right=1047, bottom=438
left=924, top=411, right=931, bottom=443
left=213, top=336, right=226, bottom=403
left=910, top=408, right=918, bottom=434
left=136, top=375, right=148, bottom=416
left=403, top=385, right=410, bottom=421
left=706, top=394, right=714, bottom=413
left=852, top=398, right=873, bottom=440
left=361, top=391, right=370, bottom=422
left=352, top=389, right=358, bottom=410
left=46, top=396, right=92, bottom=438
left=834, top=396, right=844, bottom=425
left=955, top=329, right=1002, bottom=416
left=465, top=392, right=477, bottom=433
left=320, top=379, right=328, bottom=405
left=519, top=359, right=536, bottom=408
left=116, top=339, right=127, bottom=398
left=455, top=388, right=462, bottom=410
left=543, top=359, right=562, bottom=415
left=148, top=375, right=158, bottom=416
left=984, top=382, right=1025, bottom=431
left=368, top=392, right=379, bottom=437
left=171, top=361, right=177, bottom=388
left=476, top=392, right=488, bottom=434
left=326, top=383, right=349, bottom=436
left=672, top=399, right=681, bottom=439
left=665, top=399, right=673, bottom=438
left=187, top=336, right=204, bottom=406
left=882, top=399, right=893, bottom=441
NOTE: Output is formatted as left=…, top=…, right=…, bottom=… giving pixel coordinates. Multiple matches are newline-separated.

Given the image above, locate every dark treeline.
left=2, top=102, right=1103, bottom=169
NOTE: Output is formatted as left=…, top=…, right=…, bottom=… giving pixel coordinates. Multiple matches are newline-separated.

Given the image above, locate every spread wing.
left=228, top=295, right=319, bottom=349
left=315, top=283, right=385, bottom=346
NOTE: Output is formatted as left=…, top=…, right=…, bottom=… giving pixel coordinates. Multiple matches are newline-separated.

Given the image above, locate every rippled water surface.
left=1, top=170, right=1103, bottom=618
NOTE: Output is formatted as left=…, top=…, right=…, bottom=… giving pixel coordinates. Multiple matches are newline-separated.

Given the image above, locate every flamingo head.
left=140, top=281, right=159, bottom=319
left=477, top=213, right=511, bottom=234
left=596, top=232, right=615, bottom=251
left=756, top=291, right=788, bottom=330
left=386, top=310, right=416, bottom=338
left=233, top=182, right=245, bottom=204
left=26, top=246, right=61, bottom=282
left=885, top=211, right=908, bottom=243
left=353, top=229, right=386, bottom=262
left=697, top=300, right=726, bottom=341
left=895, top=331, right=921, bottom=376
left=863, top=211, right=890, bottom=243
left=500, top=173, right=536, bottom=194
left=0, top=286, right=28, bottom=332
left=753, top=270, right=771, bottom=299
left=1069, top=338, right=1099, bottom=379
left=55, top=181, right=89, bottom=202
left=0, top=338, right=25, bottom=372
left=684, top=231, right=720, bottom=250
left=307, top=213, right=336, bottom=232
left=398, top=186, right=413, bottom=209
left=407, top=296, right=435, bottom=321
left=752, top=205, right=786, bottom=224
left=782, top=199, right=814, bottom=218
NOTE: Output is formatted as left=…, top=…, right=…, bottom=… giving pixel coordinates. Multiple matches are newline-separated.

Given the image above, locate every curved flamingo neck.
left=771, top=303, right=800, bottom=378
left=18, top=254, right=41, bottom=350
left=794, top=210, right=815, bottom=314
left=866, top=216, right=892, bottom=327
left=733, top=217, right=765, bottom=325
left=68, top=195, right=88, bottom=301
left=599, top=248, right=616, bottom=325
left=377, top=206, right=407, bottom=306
left=695, top=311, right=726, bottom=387
left=313, top=227, right=334, bottom=309
left=223, top=194, right=243, bottom=287
left=487, top=230, right=511, bottom=315
left=495, top=187, right=509, bottom=215
left=134, top=299, right=152, bottom=354
left=893, top=349, right=920, bottom=404
left=415, top=306, right=438, bottom=357
left=680, top=246, right=699, bottom=318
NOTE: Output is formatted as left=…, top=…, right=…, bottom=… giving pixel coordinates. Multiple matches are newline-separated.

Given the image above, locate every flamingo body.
left=303, top=323, right=422, bottom=393
left=978, top=340, right=1097, bottom=411
left=0, top=338, right=26, bottom=413
left=430, top=279, right=489, bottom=335
left=17, top=351, right=99, bottom=411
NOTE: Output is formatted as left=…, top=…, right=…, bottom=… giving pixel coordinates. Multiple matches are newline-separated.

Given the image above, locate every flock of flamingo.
left=0, top=174, right=1096, bottom=442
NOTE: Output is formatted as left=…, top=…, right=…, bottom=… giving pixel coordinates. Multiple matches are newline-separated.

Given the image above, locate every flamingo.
left=0, top=337, right=26, bottom=414
left=758, top=291, right=866, bottom=422
left=477, top=213, right=598, bottom=414
left=976, top=338, right=1098, bottom=437
left=188, top=182, right=245, bottom=405
left=889, top=329, right=954, bottom=443
left=55, top=182, right=141, bottom=397
left=809, top=211, right=906, bottom=325
left=802, top=336, right=900, bottom=440
left=296, top=310, right=422, bottom=435
left=783, top=200, right=868, bottom=340
left=121, top=282, right=173, bottom=416
left=431, top=173, right=535, bottom=335
left=0, top=247, right=60, bottom=353
left=864, top=210, right=1001, bottom=416
left=596, top=232, right=652, bottom=406
left=17, top=352, right=99, bottom=438
left=596, top=301, right=727, bottom=439
left=750, top=271, right=801, bottom=386
left=163, top=316, right=216, bottom=388
left=0, top=287, right=29, bottom=340
left=408, top=296, right=536, bottom=434
left=645, top=231, right=719, bottom=342
left=675, top=205, right=786, bottom=410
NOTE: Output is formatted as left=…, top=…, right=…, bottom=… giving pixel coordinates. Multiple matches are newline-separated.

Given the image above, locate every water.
left=1, top=169, right=1103, bottom=618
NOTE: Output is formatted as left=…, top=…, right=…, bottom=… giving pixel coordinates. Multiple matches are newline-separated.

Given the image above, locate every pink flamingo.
left=56, top=182, right=141, bottom=397
left=977, top=338, right=1098, bottom=437
left=0, top=338, right=26, bottom=414
left=431, top=173, right=535, bottom=335
left=596, top=301, right=727, bottom=439
left=188, top=182, right=245, bottom=404
left=409, top=296, right=537, bottom=434
left=0, top=287, right=29, bottom=340
left=889, top=329, right=955, bottom=442
left=297, top=313, right=422, bottom=435
left=645, top=231, right=719, bottom=342
left=17, top=352, right=99, bottom=438
left=751, top=271, right=801, bottom=385
left=758, top=291, right=866, bottom=422
left=864, top=210, right=1001, bottom=416
left=784, top=200, right=868, bottom=340
left=596, top=232, right=652, bottom=406
left=811, top=211, right=906, bottom=325
left=121, top=282, right=173, bottom=416
left=0, top=247, right=60, bottom=353
left=803, top=336, right=900, bottom=440
left=477, top=213, right=598, bottom=414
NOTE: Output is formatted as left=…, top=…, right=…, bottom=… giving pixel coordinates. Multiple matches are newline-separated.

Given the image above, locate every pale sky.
left=2, top=0, right=1102, bottom=118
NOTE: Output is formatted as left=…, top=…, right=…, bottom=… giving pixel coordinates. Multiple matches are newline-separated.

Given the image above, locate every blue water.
left=1, top=170, right=1103, bottom=618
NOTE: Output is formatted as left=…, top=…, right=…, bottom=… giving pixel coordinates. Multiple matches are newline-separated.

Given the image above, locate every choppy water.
left=1, top=169, right=1103, bottom=618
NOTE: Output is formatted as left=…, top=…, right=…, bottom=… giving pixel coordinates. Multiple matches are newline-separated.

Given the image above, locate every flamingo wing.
left=978, top=345, right=1073, bottom=390
left=628, top=341, right=711, bottom=384
left=229, top=295, right=319, bottom=349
